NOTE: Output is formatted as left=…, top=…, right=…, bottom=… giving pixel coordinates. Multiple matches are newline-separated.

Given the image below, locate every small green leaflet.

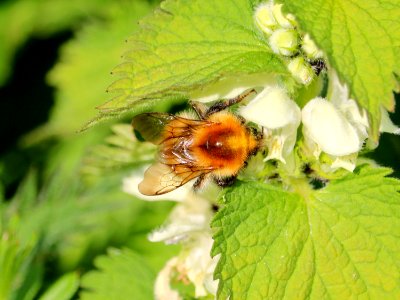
left=38, top=272, right=79, bottom=300
left=80, top=248, right=155, bottom=300
left=284, top=0, right=400, bottom=138
left=212, top=167, right=400, bottom=299
left=88, top=0, right=288, bottom=128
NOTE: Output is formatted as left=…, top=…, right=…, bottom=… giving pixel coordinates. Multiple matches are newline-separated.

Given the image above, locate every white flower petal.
left=183, top=233, right=219, bottom=297
left=122, top=168, right=189, bottom=202
left=340, top=99, right=369, bottom=136
left=203, top=254, right=220, bottom=296
left=154, top=257, right=182, bottom=300
left=264, top=131, right=286, bottom=162
left=263, top=125, right=298, bottom=163
left=239, top=86, right=301, bottom=129
left=328, top=71, right=349, bottom=107
left=239, top=86, right=300, bottom=163
left=149, top=194, right=212, bottom=244
left=330, top=155, right=357, bottom=172
left=380, top=106, right=400, bottom=134
left=302, top=97, right=364, bottom=156
left=190, top=73, right=277, bottom=103
left=149, top=221, right=206, bottom=244
left=302, top=126, right=322, bottom=158
left=329, top=71, right=369, bottom=131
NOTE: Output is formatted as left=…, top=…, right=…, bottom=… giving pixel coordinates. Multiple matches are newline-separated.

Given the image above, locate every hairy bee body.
left=132, top=90, right=261, bottom=195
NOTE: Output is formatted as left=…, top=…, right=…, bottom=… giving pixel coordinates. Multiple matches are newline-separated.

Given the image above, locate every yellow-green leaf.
left=212, top=166, right=400, bottom=299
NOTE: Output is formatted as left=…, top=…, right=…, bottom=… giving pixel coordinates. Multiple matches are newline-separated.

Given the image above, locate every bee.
left=132, top=89, right=263, bottom=195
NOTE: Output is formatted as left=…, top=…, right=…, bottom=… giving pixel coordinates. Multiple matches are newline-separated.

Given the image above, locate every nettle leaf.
left=47, top=1, right=154, bottom=135
left=283, top=0, right=400, bottom=137
left=80, top=124, right=156, bottom=178
left=212, top=166, right=400, bottom=299
left=90, top=0, right=288, bottom=127
left=80, top=248, right=155, bottom=300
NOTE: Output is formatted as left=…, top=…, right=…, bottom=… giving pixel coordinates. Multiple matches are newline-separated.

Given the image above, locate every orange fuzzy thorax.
left=191, top=111, right=259, bottom=177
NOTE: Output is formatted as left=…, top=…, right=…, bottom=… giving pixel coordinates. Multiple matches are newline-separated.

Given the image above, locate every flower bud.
left=254, top=3, right=276, bottom=34
left=272, top=4, right=296, bottom=28
left=287, top=56, right=314, bottom=85
left=269, top=28, right=299, bottom=56
left=302, top=34, right=323, bottom=60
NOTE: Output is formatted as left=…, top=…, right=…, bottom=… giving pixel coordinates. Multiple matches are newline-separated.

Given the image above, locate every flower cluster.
left=255, top=2, right=324, bottom=85
left=193, top=71, right=399, bottom=173
left=123, top=171, right=219, bottom=299
left=122, top=2, right=400, bottom=299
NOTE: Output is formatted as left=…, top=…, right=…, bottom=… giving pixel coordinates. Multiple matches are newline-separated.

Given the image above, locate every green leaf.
left=46, top=0, right=155, bottom=136
left=212, top=166, right=400, bottom=299
left=80, top=248, right=155, bottom=300
left=91, top=0, right=289, bottom=127
left=38, top=272, right=79, bottom=300
left=81, top=124, right=156, bottom=179
left=0, top=226, right=40, bottom=300
left=0, top=0, right=115, bottom=86
left=283, top=0, right=400, bottom=138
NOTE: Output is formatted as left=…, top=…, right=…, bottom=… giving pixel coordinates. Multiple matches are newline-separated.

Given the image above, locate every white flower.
left=128, top=175, right=219, bottom=298
left=154, top=234, right=219, bottom=300
left=148, top=193, right=213, bottom=244
left=154, top=258, right=181, bottom=300
left=151, top=193, right=219, bottom=298
left=179, top=234, right=219, bottom=297
left=302, top=97, right=366, bottom=157
left=302, top=72, right=400, bottom=171
left=239, top=86, right=301, bottom=163
left=126, top=181, right=219, bottom=299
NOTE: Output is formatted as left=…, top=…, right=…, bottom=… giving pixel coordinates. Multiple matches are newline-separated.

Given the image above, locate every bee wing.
left=132, top=113, right=176, bottom=144
left=132, top=113, right=208, bottom=145
left=134, top=112, right=214, bottom=195
left=138, top=162, right=213, bottom=195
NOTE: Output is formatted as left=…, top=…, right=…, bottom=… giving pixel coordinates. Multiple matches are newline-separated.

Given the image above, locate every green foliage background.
left=0, top=0, right=399, bottom=299
left=0, top=0, right=178, bottom=298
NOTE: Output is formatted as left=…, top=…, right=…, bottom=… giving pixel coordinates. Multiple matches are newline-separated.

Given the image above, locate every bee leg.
left=205, top=88, right=257, bottom=116
left=193, top=173, right=207, bottom=190
left=189, top=101, right=208, bottom=119
left=253, top=126, right=264, bottom=141
left=214, top=175, right=237, bottom=187
left=309, top=58, right=327, bottom=75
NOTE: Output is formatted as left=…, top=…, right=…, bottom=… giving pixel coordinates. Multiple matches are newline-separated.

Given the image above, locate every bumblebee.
left=132, top=89, right=263, bottom=195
